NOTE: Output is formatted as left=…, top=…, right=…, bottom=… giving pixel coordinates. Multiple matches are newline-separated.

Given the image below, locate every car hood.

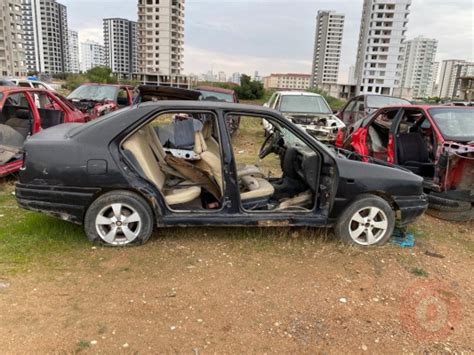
left=283, top=112, right=344, bottom=126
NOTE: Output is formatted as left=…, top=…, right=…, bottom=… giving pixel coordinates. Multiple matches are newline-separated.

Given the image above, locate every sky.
left=63, top=0, right=474, bottom=81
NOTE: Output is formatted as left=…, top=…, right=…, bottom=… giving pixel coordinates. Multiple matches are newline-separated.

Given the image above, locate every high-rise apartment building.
left=263, top=73, right=312, bottom=91
left=354, top=0, right=411, bottom=95
left=137, top=0, right=184, bottom=76
left=103, top=18, right=138, bottom=79
left=437, top=59, right=465, bottom=99
left=68, top=29, right=79, bottom=73
left=21, top=0, right=70, bottom=74
left=427, top=61, right=439, bottom=97
left=80, top=41, right=105, bottom=72
left=310, top=10, right=345, bottom=86
left=400, top=36, right=437, bottom=98
left=0, top=0, right=27, bottom=77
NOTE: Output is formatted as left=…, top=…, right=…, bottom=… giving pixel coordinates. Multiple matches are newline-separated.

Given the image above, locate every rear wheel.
left=84, top=191, right=154, bottom=246
left=335, top=195, right=395, bottom=246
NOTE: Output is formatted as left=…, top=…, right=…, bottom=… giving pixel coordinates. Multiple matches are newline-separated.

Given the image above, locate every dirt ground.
left=0, top=215, right=472, bottom=354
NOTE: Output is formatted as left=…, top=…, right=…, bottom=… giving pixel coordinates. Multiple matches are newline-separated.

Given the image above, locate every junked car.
left=16, top=101, right=428, bottom=247
left=337, top=105, right=473, bottom=221
left=9, top=78, right=57, bottom=92
left=337, top=94, right=411, bottom=127
left=0, top=87, right=86, bottom=177
left=264, top=91, right=345, bottom=142
left=67, top=83, right=134, bottom=120
left=196, top=86, right=241, bottom=136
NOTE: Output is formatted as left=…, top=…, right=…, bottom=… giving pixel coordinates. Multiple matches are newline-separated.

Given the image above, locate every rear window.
left=429, top=108, right=474, bottom=142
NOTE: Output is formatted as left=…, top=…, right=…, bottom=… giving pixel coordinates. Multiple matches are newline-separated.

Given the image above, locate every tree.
left=85, top=67, right=118, bottom=84
left=234, top=74, right=264, bottom=100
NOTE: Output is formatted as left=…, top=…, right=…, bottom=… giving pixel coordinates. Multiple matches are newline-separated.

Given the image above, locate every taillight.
left=387, top=135, right=395, bottom=163
left=335, top=128, right=344, bottom=147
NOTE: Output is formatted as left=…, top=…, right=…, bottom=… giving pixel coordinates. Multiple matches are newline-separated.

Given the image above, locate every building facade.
left=453, top=62, right=474, bottom=99
left=437, top=59, right=465, bottom=99
left=21, top=0, right=70, bottom=74
left=354, top=0, right=411, bottom=96
left=68, top=29, right=79, bottom=73
left=137, top=0, right=184, bottom=76
left=0, top=0, right=27, bottom=77
left=400, top=36, right=437, bottom=98
left=103, top=18, right=138, bottom=79
left=310, top=10, right=345, bottom=86
left=427, top=61, right=439, bottom=97
left=80, top=41, right=105, bottom=72
left=263, top=73, right=311, bottom=91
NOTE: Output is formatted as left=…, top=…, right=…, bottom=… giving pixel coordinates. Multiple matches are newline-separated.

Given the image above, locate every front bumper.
left=393, top=194, right=429, bottom=226
left=15, top=183, right=100, bottom=224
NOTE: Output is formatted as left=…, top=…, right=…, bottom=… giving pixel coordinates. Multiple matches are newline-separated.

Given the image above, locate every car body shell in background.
left=0, top=87, right=86, bottom=177
left=67, top=83, right=134, bottom=121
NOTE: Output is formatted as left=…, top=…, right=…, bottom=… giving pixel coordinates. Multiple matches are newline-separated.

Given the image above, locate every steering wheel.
left=259, top=130, right=281, bottom=159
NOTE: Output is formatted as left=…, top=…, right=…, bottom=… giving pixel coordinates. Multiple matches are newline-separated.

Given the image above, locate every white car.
left=9, top=78, right=57, bottom=92
left=263, top=91, right=345, bottom=142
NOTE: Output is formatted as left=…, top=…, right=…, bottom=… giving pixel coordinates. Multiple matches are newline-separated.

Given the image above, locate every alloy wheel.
left=348, top=206, right=388, bottom=246
left=95, top=203, right=142, bottom=246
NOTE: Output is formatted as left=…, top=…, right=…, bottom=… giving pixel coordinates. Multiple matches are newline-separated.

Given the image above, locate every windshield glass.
left=429, top=108, right=474, bottom=142
left=367, top=95, right=410, bottom=108
left=280, top=95, right=332, bottom=114
left=199, top=90, right=233, bottom=102
left=68, top=85, right=118, bottom=101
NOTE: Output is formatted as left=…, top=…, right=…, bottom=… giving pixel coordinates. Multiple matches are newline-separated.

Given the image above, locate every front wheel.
left=334, top=195, right=395, bottom=246
left=84, top=191, right=154, bottom=246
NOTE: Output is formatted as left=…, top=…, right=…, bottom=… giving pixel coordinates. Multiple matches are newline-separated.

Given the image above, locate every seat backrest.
left=194, top=130, right=223, bottom=193
left=123, top=129, right=166, bottom=190
left=397, top=132, right=429, bottom=164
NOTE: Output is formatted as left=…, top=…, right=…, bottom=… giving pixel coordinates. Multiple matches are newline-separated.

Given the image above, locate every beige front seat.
left=240, top=176, right=275, bottom=201
left=123, top=129, right=201, bottom=206
left=201, top=120, right=264, bottom=179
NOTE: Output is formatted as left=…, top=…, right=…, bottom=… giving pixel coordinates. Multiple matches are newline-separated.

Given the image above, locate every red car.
left=0, top=87, right=86, bottom=177
left=196, top=86, right=241, bottom=135
left=337, top=105, right=473, bottom=221
left=67, top=83, right=134, bottom=120
left=337, top=94, right=411, bottom=127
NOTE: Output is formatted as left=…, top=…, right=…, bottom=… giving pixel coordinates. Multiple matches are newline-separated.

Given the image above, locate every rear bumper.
left=393, top=194, right=429, bottom=226
left=15, top=183, right=100, bottom=224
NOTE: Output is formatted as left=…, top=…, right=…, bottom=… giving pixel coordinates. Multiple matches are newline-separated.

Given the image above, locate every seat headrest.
left=15, top=109, right=31, bottom=120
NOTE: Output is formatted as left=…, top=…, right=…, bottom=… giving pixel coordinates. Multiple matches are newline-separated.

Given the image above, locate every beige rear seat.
left=123, top=129, right=201, bottom=206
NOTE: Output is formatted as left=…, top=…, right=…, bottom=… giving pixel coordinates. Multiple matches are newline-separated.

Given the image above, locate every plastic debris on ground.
left=391, top=228, right=415, bottom=248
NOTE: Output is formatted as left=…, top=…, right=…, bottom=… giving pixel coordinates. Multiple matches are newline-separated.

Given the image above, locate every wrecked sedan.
left=337, top=105, right=473, bottom=221
left=16, top=101, right=427, bottom=247
left=67, top=83, right=134, bottom=120
left=0, top=87, right=86, bottom=177
left=264, top=91, right=345, bottom=142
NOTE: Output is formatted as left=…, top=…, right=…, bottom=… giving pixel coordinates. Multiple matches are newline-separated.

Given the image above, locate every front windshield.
left=280, top=95, right=332, bottom=114
left=429, top=108, right=474, bottom=142
left=199, top=90, right=233, bottom=103
left=68, top=85, right=118, bottom=101
left=367, top=95, right=410, bottom=108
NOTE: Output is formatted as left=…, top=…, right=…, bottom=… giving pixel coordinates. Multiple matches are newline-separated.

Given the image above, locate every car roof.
left=137, top=100, right=280, bottom=114
left=275, top=91, right=322, bottom=97
left=79, top=83, right=133, bottom=88
left=376, top=104, right=474, bottom=110
left=196, top=86, right=235, bottom=94
left=0, top=86, right=52, bottom=94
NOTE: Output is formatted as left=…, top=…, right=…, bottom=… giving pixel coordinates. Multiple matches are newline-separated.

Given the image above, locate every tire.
left=84, top=190, right=154, bottom=246
left=429, top=202, right=471, bottom=213
left=426, top=208, right=473, bottom=222
left=334, top=194, right=395, bottom=246
left=428, top=193, right=471, bottom=209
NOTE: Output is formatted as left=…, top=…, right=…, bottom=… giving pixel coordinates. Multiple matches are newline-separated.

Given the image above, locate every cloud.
left=183, top=45, right=312, bottom=75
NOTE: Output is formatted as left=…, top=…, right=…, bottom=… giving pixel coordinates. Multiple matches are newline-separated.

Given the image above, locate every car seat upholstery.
left=123, top=129, right=201, bottom=206
left=194, top=130, right=224, bottom=193
left=5, top=109, right=32, bottom=139
left=396, top=132, right=434, bottom=177
left=201, top=120, right=264, bottom=179
left=240, top=176, right=275, bottom=201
